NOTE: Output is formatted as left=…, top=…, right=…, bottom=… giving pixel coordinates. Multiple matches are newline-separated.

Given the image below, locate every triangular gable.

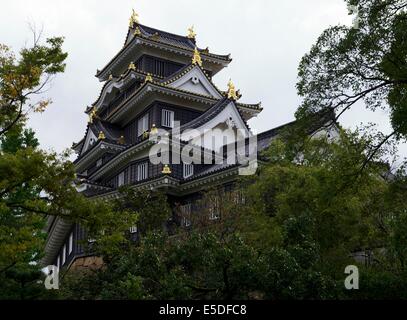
left=72, top=139, right=84, bottom=154
left=166, top=65, right=223, bottom=99
left=197, top=100, right=251, bottom=134
left=94, top=72, right=141, bottom=110
left=180, top=101, right=252, bottom=152
left=81, top=127, right=98, bottom=155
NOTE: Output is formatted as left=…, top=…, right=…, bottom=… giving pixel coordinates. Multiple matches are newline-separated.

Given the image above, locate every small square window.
left=137, top=162, right=148, bottom=181
left=138, top=114, right=149, bottom=137
left=162, top=109, right=174, bottom=128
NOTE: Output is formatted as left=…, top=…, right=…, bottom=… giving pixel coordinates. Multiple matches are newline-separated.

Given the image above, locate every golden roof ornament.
left=162, top=164, right=172, bottom=175
left=142, top=130, right=149, bottom=139
left=150, top=32, right=160, bottom=41
left=128, top=62, right=136, bottom=70
left=118, top=135, right=125, bottom=144
left=134, top=26, right=142, bottom=36
left=227, top=79, right=238, bottom=100
left=187, top=25, right=196, bottom=39
left=88, top=107, right=97, bottom=124
left=98, top=131, right=106, bottom=140
left=144, top=73, right=153, bottom=83
left=192, top=47, right=202, bottom=67
left=108, top=74, right=113, bottom=80
left=129, top=9, right=139, bottom=27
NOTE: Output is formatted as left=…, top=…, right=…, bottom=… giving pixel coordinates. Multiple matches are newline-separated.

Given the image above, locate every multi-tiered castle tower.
left=42, top=10, right=320, bottom=270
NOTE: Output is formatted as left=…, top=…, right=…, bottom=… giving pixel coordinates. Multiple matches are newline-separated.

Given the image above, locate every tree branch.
left=359, top=130, right=397, bottom=174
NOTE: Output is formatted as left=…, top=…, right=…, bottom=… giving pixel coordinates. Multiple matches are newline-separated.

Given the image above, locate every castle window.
left=231, top=189, right=246, bottom=205
left=129, top=226, right=138, bottom=234
left=183, top=163, right=194, bottom=179
left=118, top=172, right=125, bottom=187
left=137, top=162, right=148, bottom=181
left=69, top=232, right=73, bottom=254
left=62, top=245, right=66, bottom=265
left=138, top=113, right=149, bottom=136
left=180, top=203, right=192, bottom=227
left=209, top=198, right=220, bottom=220
left=162, top=109, right=174, bottom=128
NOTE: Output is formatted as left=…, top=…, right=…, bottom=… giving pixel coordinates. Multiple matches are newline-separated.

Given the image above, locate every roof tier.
left=96, top=23, right=232, bottom=81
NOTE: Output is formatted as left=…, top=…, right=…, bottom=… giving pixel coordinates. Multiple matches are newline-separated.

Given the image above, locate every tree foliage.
left=0, top=33, right=136, bottom=299
left=0, top=36, right=67, bottom=136
left=59, top=129, right=407, bottom=300
left=296, top=0, right=407, bottom=161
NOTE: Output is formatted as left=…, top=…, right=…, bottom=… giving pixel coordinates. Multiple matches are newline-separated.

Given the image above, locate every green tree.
left=0, top=33, right=137, bottom=299
left=60, top=230, right=268, bottom=300
left=246, top=127, right=407, bottom=299
left=59, top=189, right=174, bottom=300
left=296, top=0, right=407, bottom=163
left=84, top=188, right=172, bottom=262
left=0, top=125, right=46, bottom=299
left=294, top=0, right=407, bottom=298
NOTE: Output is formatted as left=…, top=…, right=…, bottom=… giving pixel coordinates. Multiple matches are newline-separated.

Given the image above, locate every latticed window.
left=209, top=197, right=220, bottom=220
left=183, top=163, right=194, bottom=178
left=138, top=113, right=149, bottom=136
left=231, top=189, right=246, bottom=205
left=118, top=172, right=125, bottom=187
left=137, top=162, right=148, bottom=181
left=180, top=203, right=192, bottom=227
left=162, top=109, right=174, bottom=128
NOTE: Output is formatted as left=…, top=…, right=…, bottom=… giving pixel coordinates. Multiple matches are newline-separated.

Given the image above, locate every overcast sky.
left=1, top=0, right=405, bottom=162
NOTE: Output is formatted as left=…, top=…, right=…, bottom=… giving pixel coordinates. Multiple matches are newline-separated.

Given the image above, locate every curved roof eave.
left=96, top=31, right=231, bottom=80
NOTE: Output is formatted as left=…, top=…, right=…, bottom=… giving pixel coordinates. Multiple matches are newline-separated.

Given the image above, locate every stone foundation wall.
left=69, top=256, right=104, bottom=272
